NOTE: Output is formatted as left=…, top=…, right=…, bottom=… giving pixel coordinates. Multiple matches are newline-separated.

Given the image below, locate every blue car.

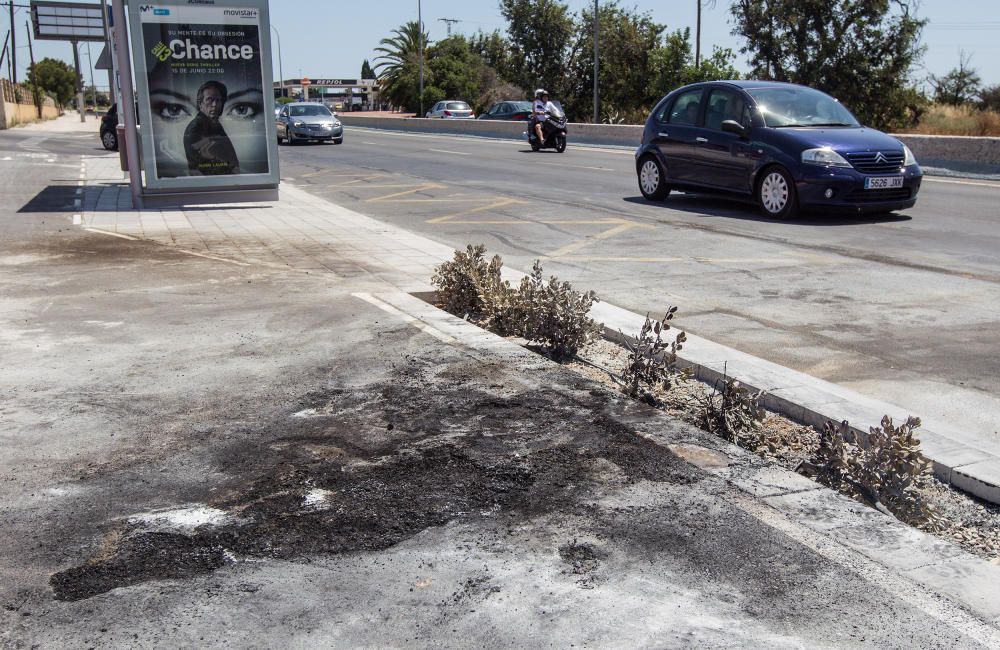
left=635, top=81, right=922, bottom=218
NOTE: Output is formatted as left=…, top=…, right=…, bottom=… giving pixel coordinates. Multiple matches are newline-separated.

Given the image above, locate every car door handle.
left=657, top=132, right=669, bottom=138
left=695, top=137, right=709, bottom=143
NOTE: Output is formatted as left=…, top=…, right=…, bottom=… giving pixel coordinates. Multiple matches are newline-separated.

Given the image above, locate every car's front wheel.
left=638, top=155, right=670, bottom=201
left=101, top=130, right=117, bottom=151
left=757, top=166, right=798, bottom=219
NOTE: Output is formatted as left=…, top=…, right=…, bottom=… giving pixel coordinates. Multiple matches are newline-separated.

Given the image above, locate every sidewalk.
left=3, top=147, right=999, bottom=645
left=12, top=110, right=97, bottom=134
left=78, top=155, right=1000, bottom=506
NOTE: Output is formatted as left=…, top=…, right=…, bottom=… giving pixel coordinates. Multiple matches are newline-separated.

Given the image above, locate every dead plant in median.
left=431, top=244, right=493, bottom=318
left=799, top=416, right=941, bottom=528
left=700, top=372, right=767, bottom=448
left=619, top=308, right=689, bottom=403
left=517, top=260, right=601, bottom=360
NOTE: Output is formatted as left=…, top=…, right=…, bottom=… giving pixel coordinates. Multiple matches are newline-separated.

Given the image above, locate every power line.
left=437, top=17, right=461, bottom=37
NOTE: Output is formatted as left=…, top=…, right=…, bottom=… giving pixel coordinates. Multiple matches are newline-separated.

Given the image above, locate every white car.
left=425, top=100, right=474, bottom=119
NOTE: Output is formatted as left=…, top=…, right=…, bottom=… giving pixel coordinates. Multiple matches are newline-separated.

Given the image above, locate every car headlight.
left=903, top=145, right=917, bottom=167
left=332, top=121, right=341, bottom=127
left=293, top=120, right=304, bottom=127
left=801, top=147, right=852, bottom=168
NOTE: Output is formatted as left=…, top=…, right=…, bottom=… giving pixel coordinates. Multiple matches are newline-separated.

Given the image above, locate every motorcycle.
left=526, top=101, right=567, bottom=153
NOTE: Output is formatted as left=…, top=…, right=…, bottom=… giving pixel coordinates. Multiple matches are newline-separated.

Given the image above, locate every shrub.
left=699, top=373, right=766, bottom=446
left=619, top=308, right=688, bottom=403
left=517, top=260, right=600, bottom=360
left=800, top=416, right=940, bottom=527
left=431, top=244, right=493, bottom=317
left=476, top=254, right=523, bottom=336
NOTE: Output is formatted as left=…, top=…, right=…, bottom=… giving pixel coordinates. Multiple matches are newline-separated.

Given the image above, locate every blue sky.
left=5, top=1, right=999, bottom=91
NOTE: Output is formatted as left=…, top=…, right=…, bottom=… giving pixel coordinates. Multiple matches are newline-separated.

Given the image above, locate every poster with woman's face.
left=138, top=4, right=270, bottom=179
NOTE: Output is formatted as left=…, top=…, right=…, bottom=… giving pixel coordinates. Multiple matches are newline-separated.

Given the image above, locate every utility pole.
left=1, top=30, right=9, bottom=79
left=71, top=41, right=85, bottom=121
left=417, top=0, right=423, bottom=117
left=695, top=0, right=701, bottom=69
left=24, top=20, right=39, bottom=117
left=85, top=41, right=97, bottom=114
left=593, top=0, right=599, bottom=124
left=437, top=17, right=460, bottom=37
left=9, top=1, right=16, bottom=84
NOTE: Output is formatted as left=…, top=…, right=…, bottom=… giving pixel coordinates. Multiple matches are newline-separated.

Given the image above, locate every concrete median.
left=339, top=114, right=1000, bottom=174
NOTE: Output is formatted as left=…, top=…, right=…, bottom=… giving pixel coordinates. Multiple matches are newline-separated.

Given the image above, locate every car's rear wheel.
left=638, top=155, right=670, bottom=201
left=757, top=166, right=798, bottom=219
left=101, top=130, right=117, bottom=151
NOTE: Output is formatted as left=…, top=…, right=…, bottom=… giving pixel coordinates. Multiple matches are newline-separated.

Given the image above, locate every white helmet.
left=534, top=88, right=547, bottom=99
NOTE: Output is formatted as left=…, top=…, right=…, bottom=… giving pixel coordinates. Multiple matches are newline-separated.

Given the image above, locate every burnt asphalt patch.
left=49, top=357, right=698, bottom=601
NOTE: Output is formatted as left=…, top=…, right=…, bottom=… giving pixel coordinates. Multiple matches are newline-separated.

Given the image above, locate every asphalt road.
left=1, top=125, right=996, bottom=646
left=277, top=127, right=1000, bottom=443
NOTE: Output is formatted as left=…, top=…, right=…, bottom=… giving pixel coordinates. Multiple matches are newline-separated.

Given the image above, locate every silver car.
left=425, top=100, right=475, bottom=119
left=276, top=102, right=344, bottom=145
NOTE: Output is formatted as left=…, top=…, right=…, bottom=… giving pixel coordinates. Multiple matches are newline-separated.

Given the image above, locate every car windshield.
left=746, top=87, right=860, bottom=128
left=289, top=105, right=332, bottom=117
left=446, top=102, right=470, bottom=111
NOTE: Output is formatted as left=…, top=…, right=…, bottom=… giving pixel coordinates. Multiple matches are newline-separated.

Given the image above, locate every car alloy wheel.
left=638, top=156, right=670, bottom=201
left=758, top=167, right=798, bottom=219
left=101, top=130, right=117, bottom=151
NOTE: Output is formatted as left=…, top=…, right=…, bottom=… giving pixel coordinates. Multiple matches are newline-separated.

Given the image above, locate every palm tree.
left=373, top=21, right=430, bottom=113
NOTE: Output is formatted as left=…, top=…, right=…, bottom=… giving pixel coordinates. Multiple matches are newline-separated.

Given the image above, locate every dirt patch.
left=49, top=359, right=698, bottom=601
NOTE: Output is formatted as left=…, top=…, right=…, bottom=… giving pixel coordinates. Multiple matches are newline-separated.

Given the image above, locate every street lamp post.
left=593, top=0, right=599, bottom=124
left=271, top=24, right=284, bottom=97
left=418, top=0, right=423, bottom=117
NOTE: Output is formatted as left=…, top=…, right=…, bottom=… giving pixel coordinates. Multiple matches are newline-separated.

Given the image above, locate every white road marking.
left=538, top=161, right=615, bottom=171
left=428, top=148, right=471, bottom=156
left=348, top=126, right=636, bottom=156
left=922, top=177, right=1000, bottom=189
left=352, top=292, right=457, bottom=343
left=83, top=227, right=138, bottom=240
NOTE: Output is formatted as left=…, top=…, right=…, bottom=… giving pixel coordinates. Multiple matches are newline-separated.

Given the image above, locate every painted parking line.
left=544, top=221, right=649, bottom=259
left=365, top=183, right=446, bottom=202
left=428, top=148, right=472, bottom=156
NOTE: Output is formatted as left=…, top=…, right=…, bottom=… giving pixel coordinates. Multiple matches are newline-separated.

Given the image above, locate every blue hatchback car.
left=635, top=81, right=922, bottom=218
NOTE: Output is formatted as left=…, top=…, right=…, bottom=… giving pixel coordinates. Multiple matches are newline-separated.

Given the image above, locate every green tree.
left=649, top=28, right=740, bottom=101
left=730, top=0, right=926, bottom=129
left=361, top=59, right=374, bottom=80
left=930, top=52, right=981, bottom=106
left=26, top=57, right=77, bottom=107
left=500, top=0, right=574, bottom=98
left=470, top=30, right=513, bottom=82
left=427, top=36, right=489, bottom=106
left=373, top=21, right=430, bottom=113
left=979, top=84, right=1000, bottom=112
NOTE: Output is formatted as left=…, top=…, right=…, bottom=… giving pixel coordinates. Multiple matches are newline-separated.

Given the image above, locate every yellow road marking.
left=365, top=183, right=445, bottom=202
left=557, top=256, right=684, bottom=263
left=543, top=221, right=648, bottom=259
left=426, top=197, right=526, bottom=224
left=537, top=161, right=615, bottom=171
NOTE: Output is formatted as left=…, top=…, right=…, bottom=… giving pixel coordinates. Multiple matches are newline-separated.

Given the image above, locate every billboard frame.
left=126, top=0, right=279, bottom=199
left=31, top=1, right=107, bottom=43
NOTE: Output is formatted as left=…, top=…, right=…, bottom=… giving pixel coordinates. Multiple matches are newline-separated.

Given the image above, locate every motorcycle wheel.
left=555, top=135, right=566, bottom=153
left=530, top=139, right=540, bottom=152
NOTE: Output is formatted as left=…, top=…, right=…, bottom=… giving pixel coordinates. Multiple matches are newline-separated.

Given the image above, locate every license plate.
left=864, top=176, right=904, bottom=190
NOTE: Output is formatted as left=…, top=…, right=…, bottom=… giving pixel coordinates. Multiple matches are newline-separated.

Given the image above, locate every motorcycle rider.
left=532, top=89, right=559, bottom=145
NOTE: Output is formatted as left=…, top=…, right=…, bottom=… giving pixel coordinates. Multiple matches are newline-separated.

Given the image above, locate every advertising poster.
left=134, top=3, right=275, bottom=184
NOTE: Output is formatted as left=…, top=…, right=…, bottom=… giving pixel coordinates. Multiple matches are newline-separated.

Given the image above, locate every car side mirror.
left=721, top=120, right=749, bottom=138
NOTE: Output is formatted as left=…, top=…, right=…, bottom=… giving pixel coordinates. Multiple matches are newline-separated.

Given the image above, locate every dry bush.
left=431, top=244, right=493, bottom=317
left=800, top=416, right=940, bottom=528
left=619, top=308, right=688, bottom=403
left=699, top=374, right=767, bottom=446
left=517, top=260, right=601, bottom=360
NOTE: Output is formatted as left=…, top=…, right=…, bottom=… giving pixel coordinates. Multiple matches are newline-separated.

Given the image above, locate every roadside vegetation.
left=432, top=245, right=1000, bottom=560
left=372, top=0, right=1000, bottom=136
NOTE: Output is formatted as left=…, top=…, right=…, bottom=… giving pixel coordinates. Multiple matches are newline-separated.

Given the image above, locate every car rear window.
left=290, top=105, right=332, bottom=117
left=511, top=101, right=532, bottom=111
left=446, top=102, right=471, bottom=111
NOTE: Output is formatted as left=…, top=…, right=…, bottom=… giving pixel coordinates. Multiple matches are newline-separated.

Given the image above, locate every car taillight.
left=515, top=114, right=527, bottom=120
left=444, top=110, right=452, bottom=116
